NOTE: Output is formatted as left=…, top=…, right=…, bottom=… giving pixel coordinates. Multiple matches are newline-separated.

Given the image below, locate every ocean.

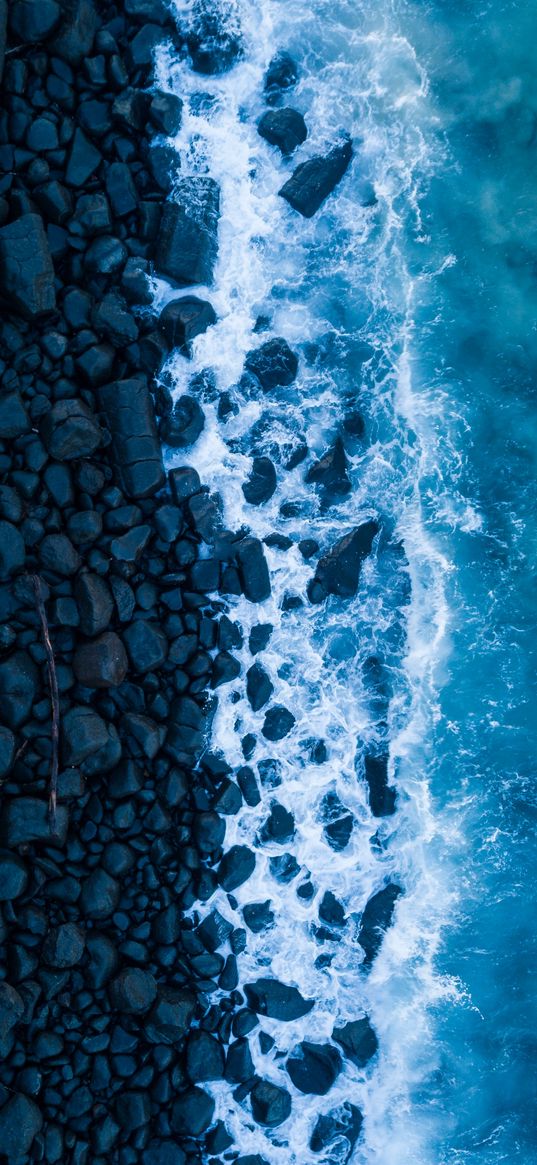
left=159, top=0, right=537, bottom=1160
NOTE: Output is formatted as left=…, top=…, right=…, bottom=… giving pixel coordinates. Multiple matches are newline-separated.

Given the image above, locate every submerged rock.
left=308, top=520, right=379, bottom=604
left=310, top=1101, right=363, bottom=1161
left=161, top=395, right=205, bottom=449
left=305, top=436, right=351, bottom=500
left=279, top=137, right=353, bottom=218
left=250, top=1079, right=292, bottom=1128
left=358, top=883, right=402, bottom=966
left=187, top=0, right=243, bottom=74
left=286, top=1041, right=342, bottom=1095
left=242, top=456, right=277, bottom=505
left=364, top=752, right=397, bottom=817
left=262, top=704, right=295, bottom=741
left=258, top=108, right=307, bottom=155
left=244, top=337, right=298, bottom=391
left=156, top=177, right=220, bottom=285
left=264, top=50, right=299, bottom=105
left=244, top=978, right=314, bottom=1020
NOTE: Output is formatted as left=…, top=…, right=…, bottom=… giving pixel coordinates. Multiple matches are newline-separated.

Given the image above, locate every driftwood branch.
left=31, top=574, right=60, bottom=827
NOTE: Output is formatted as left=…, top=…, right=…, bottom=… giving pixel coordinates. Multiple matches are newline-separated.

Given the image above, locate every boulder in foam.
left=156, top=178, right=220, bottom=285
left=279, top=137, right=353, bottom=218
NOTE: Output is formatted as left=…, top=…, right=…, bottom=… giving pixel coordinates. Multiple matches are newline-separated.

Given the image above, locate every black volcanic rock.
left=262, top=704, right=295, bottom=741
left=244, top=337, right=298, bottom=391
left=306, top=436, right=351, bottom=499
left=310, top=1102, right=363, bottom=1161
left=332, top=1016, right=379, bottom=1067
left=246, top=661, right=273, bottom=711
left=364, top=752, right=397, bottom=817
left=286, top=1041, right=342, bottom=1095
left=218, top=844, right=256, bottom=891
left=280, top=138, right=353, bottom=218
left=308, top=520, right=379, bottom=603
left=40, top=400, right=102, bottom=461
left=258, top=108, right=307, bottom=155
left=9, top=0, right=61, bottom=42
left=244, top=978, right=314, bottom=1021
left=242, top=456, right=277, bottom=505
left=186, top=1029, right=226, bottom=1081
left=98, top=376, right=165, bottom=499
left=161, top=395, right=205, bottom=448
left=171, top=1087, right=215, bottom=1137
left=251, top=1079, right=291, bottom=1128
left=159, top=296, right=217, bottom=348
left=359, top=883, right=403, bottom=966
left=236, top=536, right=271, bottom=602
left=0, top=214, right=55, bottom=318
left=156, top=178, right=220, bottom=285
left=0, top=1093, right=42, bottom=1161
left=73, top=632, right=129, bottom=688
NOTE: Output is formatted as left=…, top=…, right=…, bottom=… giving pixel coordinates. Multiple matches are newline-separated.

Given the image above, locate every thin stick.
left=31, top=575, right=60, bottom=828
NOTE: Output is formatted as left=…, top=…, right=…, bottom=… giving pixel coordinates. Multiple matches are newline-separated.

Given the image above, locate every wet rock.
left=218, top=844, right=256, bottom=891
left=197, top=908, right=234, bottom=951
left=0, top=982, right=24, bottom=1042
left=187, top=1030, right=226, bottom=1081
left=249, top=623, right=273, bottom=654
left=286, top=1041, right=342, bottom=1095
left=161, top=395, right=205, bottom=448
left=53, top=0, right=99, bottom=64
left=39, top=532, right=81, bottom=577
left=43, top=923, right=85, bottom=968
left=269, top=852, right=300, bottom=883
left=106, top=162, right=138, bottom=218
left=260, top=801, right=295, bottom=843
left=262, top=704, right=295, bottom=741
left=142, top=1143, right=186, bottom=1165
left=86, top=934, right=118, bottom=989
left=193, top=810, right=226, bottom=853
left=65, top=127, right=102, bottom=186
left=63, top=705, right=109, bottom=766
left=1, top=797, right=68, bottom=847
left=75, top=573, right=113, bottom=636
left=9, top=0, right=61, bottom=42
left=246, top=661, right=273, bottom=711
left=242, top=455, right=277, bottom=505
left=0, top=1093, right=42, bottom=1160
left=123, top=619, right=168, bottom=674
left=364, top=753, right=397, bottom=817
left=310, top=1101, right=363, bottom=1161
left=332, top=1016, right=379, bottom=1067
left=145, top=988, right=196, bottom=1043
left=305, top=436, right=351, bottom=499
left=243, top=900, right=274, bottom=932
left=308, top=520, right=379, bottom=604
left=159, top=296, right=217, bottom=349
left=80, top=868, right=119, bottom=919
left=73, top=632, right=128, bottom=688
left=40, top=400, right=102, bottom=461
left=258, top=108, right=307, bottom=155
left=0, top=851, right=28, bottom=900
left=187, top=0, right=242, bottom=74
left=225, top=1036, right=255, bottom=1083
left=0, top=651, right=38, bottom=729
left=279, top=137, right=353, bottom=218
left=244, top=978, right=314, bottom=1021
left=171, top=1087, right=215, bottom=1137
left=0, top=213, right=55, bottom=319
left=115, top=1090, right=150, bottom=1133
left=321, top=791, right=354, bottom=852
left=156, top=177, right=220, bottom=285
left=0, top=389, right=30, bottom=439
left=251, top=1079, right=291, bottom=1128
left=358, top=883, right=402, bottom=966
left=264, top=50, right=298, bottom=104
left=319, top=890, right=346, bottom=928
left=110, top=967, right=158, bottom=1014
left=236, top=536, right=271, bottom=602
left=99, top=376, right=165, bottom=499
left=93, top=290, right=138, bottom=346
left=150, top=90, right=183, bottom=136
left=0, top=520, right=25, bottom=579
left=244, top=337, right=298, bottom=391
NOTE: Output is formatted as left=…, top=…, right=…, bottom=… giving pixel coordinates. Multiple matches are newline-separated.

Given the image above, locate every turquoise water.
left=162, top=0, right=537, bottom=1160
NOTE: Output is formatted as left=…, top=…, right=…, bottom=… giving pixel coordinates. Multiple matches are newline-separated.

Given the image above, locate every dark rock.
left=43, top=923, right=84, bottom=968
left=186, top=1030, right=225, bottom=1082
left=39, top=533, right=81, bottom=576
left=249, top=623, right=272, bottom=654
left=264, top=51, right=298, bottom=104
left=85, top=235, right=127, bottom=274
left=308, top=520, right=378, bottom=604
left=145, top=988, right=196, bottom=1043
left=80, top=868, right=119, bottom=919
left=93, top=290, right=138, bottom=346
left=65, top=127, right=102, bottom=186
left=262, top=704, right=295, bottom=741
left=9, top=0, right=61, bottom=42
left=150, top=90, right=183, bottom=135
left=123, top=619, right=168, bottom=673
left=86, top=933, right=118, bottom=989
left=0, top=389, right=30, bottom=438
left=40, top=400, right=102, bottom=460
left=258, top=108, right=307, bottom=154
left=310, top=1101, right=363, bottom=1161
left=0, top=521, right=25, bottom=579
left=269, top=852, right=300, bottom=883
left=225, top=1036, right=255, bottom=1083
left=0, top=213, right=55, bottom=319
left=161, top=395, right=205, bottom=448
left=236, top=536, right=271, bottom=602
left=169, top=465, right=201, bottom=503
left=142, top=1143, right=186, bottom=1165
left=243, top=900, right=274, bottom=932
left=319, top=890, right=346, bottom=927
left=260, top=802, right=294, bottom=843
left=286, top=1041, right=342, bottom=1095
left=242, top=456, right=277, bottom=505
left=0, top=651, right=38, bottom=728
left=115, top=1090, right=150, bottom=1133
left=121, top=257, right=152, bottom=305
left=166, top=694, right=213, bottom=766
left=0, top=982, right=24, bottom=1042
left=187, top=0, right=242, bottom=74
left=218, top=844, right=256, bottom=892
left=171, top=1087, right=215, bottom=1137
left=110, top=967, right=158, bottom=1014
left=332, top=1016, right=379, bottom=1068
left=0, top=1093, right=42, bottom=1160
left=53, top=0, right=99, bottom=64
left=127, top=23, right=163, bottom=68
left=244, top=337, right=298, bottom=391
left=305, top=437, right=351, bottom=499
left=99, top=376, right=165, bottom=499
left=0, top=797, right=68, bottom=847
left=193, top=810, right=225, bottom=853
left=364, top=753, right=397, bottom=817
left=236, top=1158, right=270, bottom=1165
left=197, top=908, right=233, bottom=951
left=244, top=978, right=313, bottom=1021
left=73, top=632, right=128, bottom=688
left=75, top=573, right=114, bottom=636
left=159, top=296, right=216, bottom=349
left=279, top=138, right=353, bottom=218
left=76, top=342, right=115, bottom=387
left=358, top=883, right=402, bottom=966
left=155, top=178, right=220, bottom=285
left=246, top=661, right=273, bottom=711
left=26, top=116, right=59, bottom=152
left=251, top=1079, right=291, bottom=1128
left=186, top=491, right=222, bottom=543
left=0, top=851, right=28, bottom=899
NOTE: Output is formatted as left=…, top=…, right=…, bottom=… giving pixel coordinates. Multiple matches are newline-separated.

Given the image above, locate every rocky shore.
left=0, top=2, right=401, bottom=1163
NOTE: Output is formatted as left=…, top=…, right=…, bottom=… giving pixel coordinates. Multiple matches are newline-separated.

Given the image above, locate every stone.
left=110, top=967, right=158, bottom=1014
left=85, top=235, right=127, bottom=275
left=115, top=1090, right=150, bottom=1132
left=251, top=1079, right=291, bottom=1128
left=123, top=619, right=167, bottom=674
left=0, top=389, right=30, bottom=438
left=332, top=1016, right=379, bottom=1068
left=86, top=934, right=118, bottom=989
left=0, top=851, right=28, bottom=899
left=358, top=883, right=402, bottom=966
left=40, top=399, right=102, bottom=460
left=0, top=797, right=68, bottom=847
left=258, top=108, right=307, bottom=154
left=364, top=752, right=397, bottom=816
left=142, top=1143, right=186, bottom=1165
left=197, top=909, right=234, bottom=951
left=161, top=395, right=205, bottom=448
left=80, top=868, right=119, bottom=919
left=260, top=802, right=294, bottom=843
left=249, top=623, right=272, bottom=654
left=0, top=1093, right=42, bottom=1159
left=236, top=536, right=271, bottom=602
left=159, top=296, right=216, bottom=348
left=76, top=343, right=115, bottom=387
left=0, top=982, right=24, bottom=1041
left=244, top=337, right=298, bottom=391
left=155, top=178, right=220, bottom=285
left=310, top=1102, right=363, bottom=1162
left=246, top=661, right=273, bottom=711
left=43, top=923, right=85, bottom=968
left=218, top=844, right=256, bottom=892
left=280, top=138, right=353, bottom=218
left=0, top=652, right=39, bottom=729
left=145, top=988, right=196, bottom=1044
left=150, top=90, right=183, bottom=136
left=186, top=1030, right=225, bottom=1082
left=243, top=900, right=274, bottom=933
left=53, top=0, right=99, bottom=63
left=9, top=0, right=61, bottom=42
left=39, top=533, right=80, bottom=577
left=0, top=521, right=25, bottom=579
left=106, top=160, right=137, bottom=218
left=242, top=456, right=277, bottom=505
left=187, top=0, right=242, bottom=74
left=262, top=705, right=295, bottom=741
left=308, top=520, right=379, bottom=604
left=65, top=127, right=102, bottom=186
left=319, top=890, right=346, bottom=927
left=193, top=810, right=225, bottom=853
left=171, top=1087, right=215, bottom=1137
left=26, top=116, right=59, bottom=152
left=0, top=213, right=55, bottom=318
left=244, top=978, right=314, bottom=1021
left=305, top=436, right=351, bottom=499
left=73, top=632, right=128, bottom=688
left=186, top=491, right=222, bottom=543
left=99, top=376, right=165, bottom=499
left=93, top=291, right=138, bottom=346
left=264, top=50, right=298, bottom=104
left=225, top=1036, right=254, bottom=1083
left=286, top=1041, right=342, bottom=1095
left=75, top=573, right=113, bottom=636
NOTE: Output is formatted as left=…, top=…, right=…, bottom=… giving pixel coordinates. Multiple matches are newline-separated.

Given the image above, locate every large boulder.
left=156, top=178, right=220, bottom=285
left=258, top=108, right=307, bottom=155
left=235, top=536, right=271, bottom=602
left=218, top=844, right=255, bottom=892
left=40, top=400, right=102, bottom=460
left=307, top=520, right=378, bottom=604
left=286, top=1041, right=342, bottom=1095
left=8, top=0, right=61, bottom=42
left=359, top=883, right=402, bottom=966
left=0, top=797, right=68, bottom=847
left=98, top=376, right=165, bottom=498
left=0, top=214, right=55, bottom=318
left=244, top=978, right=313, bottom=1021
left=279, top=138, right=353, bottom=218
left=242, top=456, right=277, bottom=505
left=250, top=1079, right=291, bottom=1128
left=171, top=1087, right=215, bottom=1138
left=186, top=0, right=242, bottom=74
left=305, top=436, right=351, bottom=500
left=159, top=296, right=216, bottom=349
left=0, top=1093, right=42, bottom=1160
left=73, top=632, right=129, bottom=688
left=332, top=1016, right=379, bottom=1068
left=186, top=1030, right=225, bottom=1082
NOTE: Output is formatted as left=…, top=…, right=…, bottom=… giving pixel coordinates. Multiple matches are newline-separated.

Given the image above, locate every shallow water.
left=158, top=1, right=537, bottom=1160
